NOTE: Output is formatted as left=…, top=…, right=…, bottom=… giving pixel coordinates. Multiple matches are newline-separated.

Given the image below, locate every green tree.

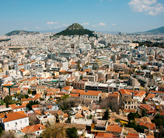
left=77, top=61, right=81, bottom=71
left=66, top=127, right=78, bottom=138
left=26, top=100, right=39, bottom=110
left=42, top=125, right=65, bottom=138
left=28, top=89, right=32, bottom=94
left=102, top=109, right=109, bottom=120
left=141, top=109, right=147, bottom=117
left=3, top=95, right=12, bottom=108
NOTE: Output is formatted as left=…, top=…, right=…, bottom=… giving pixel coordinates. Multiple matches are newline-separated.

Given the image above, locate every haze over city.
left=0, top=0, right=164, bottom=35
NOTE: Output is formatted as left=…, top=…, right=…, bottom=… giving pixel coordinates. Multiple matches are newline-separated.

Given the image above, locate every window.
left=20, top=120, right=22, bottom=124
left=91, top=96, right=92, bottom=98
left=25, top=119, right=27, bottom=123
left=15, top=122, right=17, bottom=125
left=7, top=124, right=9, bottom=127
left=86, top=96, right=87, bottom=98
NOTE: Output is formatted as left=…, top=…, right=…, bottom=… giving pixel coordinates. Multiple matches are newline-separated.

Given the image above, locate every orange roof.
left=20, top=69, right=25, bottom=72
left=10, top=88, right=21, bottom=91
left=72, top=89, right=85, bottom=93
left=34, top=110, right=42, bottom=115
left=22, top=102, right=28, bottom=106
left=62, top=86, right=72, bottom=91
left=106, top=124, right=122, bottom=133
left=75, top=114, right=84, bottom=118
left=63, top=113, right=68, bottom=118
left=32, top=104, right=40, bottom=109
left=150, top=90, right=164, bottom=94
left=80, top=90, right=101, bottom=96
left=139, top=122, right=156, bottom=130
left=70, top=62, right=77, bottom=65
left=21, top=98, right=36, bottom=102
left=123, top=109, right=136, bottom=113
left=120, top=89, right=132, bottom=95
left=3, top=75, right=9, bottom=78
left=145, top=93, right=156, bottom=100
left=3, top=84, right=13, bottom=86
left=59, top=70, right=66, bottom=72
left=139, top=104, right=155, bottom=113
left=18, top=63, right=24, bottom=66
left=84, top=69, right=91, bottom=72
left=70, top=94, right=79, bottom=97
left=96, top=132, right=113, bottom=138
left=22, top=124, right=45, bottom=133
left=134, top=91, right=146, bottom=97
left=47, top=105, right=52, bottom=109
left=35, top=93, right=42, bottom=99
left=2, top=111, right=27, bottom=122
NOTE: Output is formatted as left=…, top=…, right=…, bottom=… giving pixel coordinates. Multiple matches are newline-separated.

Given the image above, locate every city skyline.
left=0, top=0, right=164, bottom=35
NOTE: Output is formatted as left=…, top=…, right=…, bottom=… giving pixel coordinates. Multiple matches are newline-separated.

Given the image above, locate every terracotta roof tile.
left=22, top=124, right=45, bottom=133
left=2, top=111, right=28, bottom=122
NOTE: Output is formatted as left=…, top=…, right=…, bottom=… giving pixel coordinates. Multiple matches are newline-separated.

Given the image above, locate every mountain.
left=53, top=23, right=94, bottom=37
left=65, top=23, right=84, bottom=30
left=6, top=30, right=40, bottom=36
left=145, top=26, right=164, bottom=34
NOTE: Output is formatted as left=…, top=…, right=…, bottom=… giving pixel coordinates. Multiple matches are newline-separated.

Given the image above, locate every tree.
left=77, top=61, right=81, bottom=71
left=128, top=112, right=140, bottom=122
left=1, top=131, right=16, bottom=138
left=28, top=89, right=32, bottom=94
left=66, top=127, right=78, bottom=138
left=102, top=109, right=109, bottom=120
left=26, top=100, right=39, bottom=110
left=42, top=125, right=65, bottom=138
left=29, top=114, right=39, bottom=125
left=3, top=95, right=12, bottom=108
left=141, top=109, right=147, bottom=117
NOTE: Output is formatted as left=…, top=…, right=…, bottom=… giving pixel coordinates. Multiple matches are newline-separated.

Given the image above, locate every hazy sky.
left=0, top=0, right=164, bottom=35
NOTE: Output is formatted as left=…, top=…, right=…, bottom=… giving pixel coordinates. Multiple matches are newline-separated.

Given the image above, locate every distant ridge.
left=53, top=23, right=94, bottom=37
left=145, top=26, right=164, bottom=34
left=6, top=30, right=40, bottom=36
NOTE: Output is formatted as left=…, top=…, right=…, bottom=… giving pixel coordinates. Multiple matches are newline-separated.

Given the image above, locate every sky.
left=0, top=0, right=164, bottom=35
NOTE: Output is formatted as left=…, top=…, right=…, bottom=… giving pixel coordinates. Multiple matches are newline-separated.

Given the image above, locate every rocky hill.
left=6, top=30, right=40, bottom=36
left=53, top=23, right=94, bottom=37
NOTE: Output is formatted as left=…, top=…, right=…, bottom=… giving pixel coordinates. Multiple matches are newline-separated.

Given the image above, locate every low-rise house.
left=9, top=104, right=26, bottom=112
left=37, top=112, right=55, bottom=126
left=80, top=90, right=102, bottom=102
left=10, top=88, right=21, bottom=95
left=36, top=85, right=47, bottom=95
left=21, top=124, right=45, bottom=136
left=106, top=124, right=122, bottom=136
left=124, top=99, right=138, bottom=110
left=150, top=90, right=164, bottom=97
left=139, top=104, right=156, bottom=115
left=133, top=90, right=146, bottom=103
left=30, top=84, right=38, bottom=91
left=1, top=111, right=29, bottom=131
left=135, top=117, right=156, bottom=132
left=91, top=120, right=108, bottom=133
left=19, top=69, right=29, bottom=76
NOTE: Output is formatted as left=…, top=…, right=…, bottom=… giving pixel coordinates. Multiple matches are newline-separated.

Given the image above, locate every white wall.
left=3, top=117, right=29, bottom=131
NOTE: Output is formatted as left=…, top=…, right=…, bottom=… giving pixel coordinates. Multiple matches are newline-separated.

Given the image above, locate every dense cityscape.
left=0, top=22, right=163, bottom=138
left=0, top=0, right=164, bottom=137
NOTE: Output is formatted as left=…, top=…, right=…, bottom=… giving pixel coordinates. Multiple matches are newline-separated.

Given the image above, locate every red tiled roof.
left=22, top=124, right=45, bottom=133
left=106, top=124, right=122, bottom=133
left=2, top=111, right=27, bottom=122
left=139, top=122, right=156, bottom=130
left=70, top=94, right=79, bottom=97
